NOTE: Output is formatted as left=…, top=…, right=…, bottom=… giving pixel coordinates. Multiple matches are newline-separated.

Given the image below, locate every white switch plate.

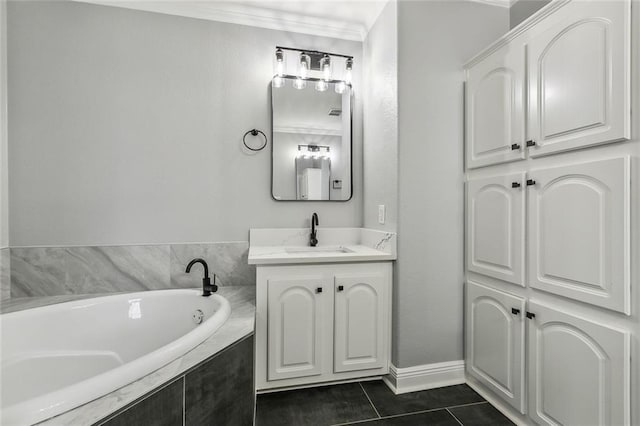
left=378, top=205, right=386, bottom=224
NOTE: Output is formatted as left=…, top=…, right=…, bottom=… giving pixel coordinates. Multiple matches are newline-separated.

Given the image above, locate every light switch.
left=378, top=205, right=386, bottom=224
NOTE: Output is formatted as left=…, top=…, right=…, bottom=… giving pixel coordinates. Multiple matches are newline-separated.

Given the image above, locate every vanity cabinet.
left=255, top=262, right=392, bottom=390
left=465, top=283, right=631, bottom=423
left=464, top=0, right=631, bottom=168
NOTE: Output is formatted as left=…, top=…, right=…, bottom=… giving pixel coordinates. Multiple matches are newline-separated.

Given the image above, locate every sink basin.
left=285, top=246, right=354, bottom=255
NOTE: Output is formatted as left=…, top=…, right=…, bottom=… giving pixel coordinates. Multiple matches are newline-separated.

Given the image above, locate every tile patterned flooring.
left=256, top=381, right=514, bottom=426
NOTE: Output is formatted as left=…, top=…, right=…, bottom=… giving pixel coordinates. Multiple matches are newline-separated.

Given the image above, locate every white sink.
left=285, top=246, right=354, bottom=255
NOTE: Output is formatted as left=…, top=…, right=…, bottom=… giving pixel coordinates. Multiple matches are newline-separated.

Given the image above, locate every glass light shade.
left=335, top=81, right=346, bottom=94
left=293, top=77, right=306, bottom=90
left=275, top=48, right=285, bottom=77
left=321, top=54, right=331, bottom=81
left=345, top=58, right=353, bottom=84
left=272, top=76, right=285, bottom=88
left=315, top=80, right=328, bottom=92
left=299, top=53, right=310, bottom=79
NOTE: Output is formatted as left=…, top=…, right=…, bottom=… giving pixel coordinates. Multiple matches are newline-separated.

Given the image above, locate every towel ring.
left=243, top=129, right=268, bottom=152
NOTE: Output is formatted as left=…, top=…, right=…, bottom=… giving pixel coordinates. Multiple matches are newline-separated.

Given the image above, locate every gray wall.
left=7, top=1, right=363, bottom=247
left=1, top=0, right=8, bottom=249
left=394, top=0, right=508, bottom=367
left=363, top=1, right=398, bottom=232
left=510, top=0, right=551, bottom=28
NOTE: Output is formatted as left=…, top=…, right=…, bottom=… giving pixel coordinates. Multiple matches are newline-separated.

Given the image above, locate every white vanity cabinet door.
left=527, top=0, right=631, bottom=157
left=333, top=270, right=389, bottom=373
left=527, top=157, right=630, bottom=313
left=467, top=173, right=525, bottom=286
left=527, top=301, right=630, bottom=426
left=267, top=276, right=332, bottom=381
left=465, top=41, right=526, bottom=169
left=466, top=281, right=526, bottom=414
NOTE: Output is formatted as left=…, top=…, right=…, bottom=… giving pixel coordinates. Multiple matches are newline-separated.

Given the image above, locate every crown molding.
left=467, top=0, right=515, bottom=9
left=465, top=0, right=571, bottom=68
left=71, top=0, right=366, bottom=41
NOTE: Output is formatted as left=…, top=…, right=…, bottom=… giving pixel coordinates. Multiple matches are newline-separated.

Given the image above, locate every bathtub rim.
left=0, top=288, right=232, bottom=426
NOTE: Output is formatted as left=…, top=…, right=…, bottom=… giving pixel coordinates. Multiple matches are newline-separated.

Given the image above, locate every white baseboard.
left=382, top=360, right=466, bottom=395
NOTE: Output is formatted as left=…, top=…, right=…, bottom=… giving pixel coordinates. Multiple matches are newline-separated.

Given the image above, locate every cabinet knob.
left=511, top=308, right=521, bottom=315
left=526, top=311, right=536, bottom=319
left=511, top=182, right=521, bottom=188
left=526, top=179, right=536, bottom=186
left=316, top=287, right=323, bottom=294
left=526, top=140, right=536, bottom=147
left=511, top=143, right=521, bottom=150
left=337, top=285, right=344, bottom=292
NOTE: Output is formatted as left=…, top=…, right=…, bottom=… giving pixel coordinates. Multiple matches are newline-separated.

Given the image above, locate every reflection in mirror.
left=272, top=76, right=352, bottom=201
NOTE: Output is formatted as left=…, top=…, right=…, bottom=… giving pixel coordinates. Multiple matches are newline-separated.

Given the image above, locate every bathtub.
left=0, top=289, right=231, bottom=425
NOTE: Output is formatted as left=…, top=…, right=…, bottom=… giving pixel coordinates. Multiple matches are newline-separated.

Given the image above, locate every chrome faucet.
left=185, top=258, right=218, bottom=297
left=310, top=213, right=319, bottom=247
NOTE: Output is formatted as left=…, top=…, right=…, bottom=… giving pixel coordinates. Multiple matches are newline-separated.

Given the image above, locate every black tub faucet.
left=310, top=213, right=319, bottom=247
left=185, top=258, right=218, bottom=297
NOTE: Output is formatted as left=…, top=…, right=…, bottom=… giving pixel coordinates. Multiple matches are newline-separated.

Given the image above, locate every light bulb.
left=321, top=54, right=331, bottom=81
left=293, top=77, right=306, bottom=90
left=315, top=80, right=328, bottom=92
left=335, top=81, right=346, bottom=94
left=272, top=76, right=285, bottom=88
left=299, top=53, right=309, bottom=79
left=345, top=57, right=353, bottom=85
left=275, top=48, right=285, bottom=77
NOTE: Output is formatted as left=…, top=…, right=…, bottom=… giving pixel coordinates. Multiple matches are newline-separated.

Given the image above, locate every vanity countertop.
left=248, top=227, right=397, bottom=265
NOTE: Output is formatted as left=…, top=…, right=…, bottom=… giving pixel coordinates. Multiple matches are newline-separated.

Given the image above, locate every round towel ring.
left=243, top=129, right=268, bottom=152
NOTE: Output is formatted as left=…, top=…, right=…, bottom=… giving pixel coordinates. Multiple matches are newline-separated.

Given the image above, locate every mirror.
left=271, top=76, right=352, bottom=201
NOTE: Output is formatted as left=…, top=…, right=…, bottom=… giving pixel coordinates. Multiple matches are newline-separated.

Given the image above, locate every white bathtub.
left=0, top=289, right=231, bottom=425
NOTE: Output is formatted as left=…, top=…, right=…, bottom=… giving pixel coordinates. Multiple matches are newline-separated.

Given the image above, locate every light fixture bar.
left=276, top=46, right=354, bottom=60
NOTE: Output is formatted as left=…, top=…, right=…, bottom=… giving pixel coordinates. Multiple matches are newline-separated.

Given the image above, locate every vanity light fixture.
left=274, top=47, right=354, bottom=93
left=298, top=144, right=331, bottom=157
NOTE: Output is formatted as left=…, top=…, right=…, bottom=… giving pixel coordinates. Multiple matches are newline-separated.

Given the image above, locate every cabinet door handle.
left=526, top=140, right=536, bottom=147
left=511, top=143, right=521, bottom=150
left=316, top=287, right=323, bottom=294
left=526, top=179, right=536, bottom=186
left=511, top=182, right=521, bottom=188
left=337, top=285, right=344, bottom=292
left=511, top=308, right=521, bottom=315
left=526, top=311, right=536, bottom=319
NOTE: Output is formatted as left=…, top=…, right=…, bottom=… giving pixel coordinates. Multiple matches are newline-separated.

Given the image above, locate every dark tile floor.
left=256, top=381, right=514, bottom=426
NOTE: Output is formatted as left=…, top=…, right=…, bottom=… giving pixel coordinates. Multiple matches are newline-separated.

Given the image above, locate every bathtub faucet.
left=185, top=258, right=218, bottom=297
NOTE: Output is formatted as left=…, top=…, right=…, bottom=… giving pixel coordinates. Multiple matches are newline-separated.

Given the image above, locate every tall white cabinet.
left=464, top=0, right=635, bottom=424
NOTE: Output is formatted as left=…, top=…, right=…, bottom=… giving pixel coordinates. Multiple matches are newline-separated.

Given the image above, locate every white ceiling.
left=75, top=0, right=511, bottom=41
left=76, top=0, right=389, bottom=41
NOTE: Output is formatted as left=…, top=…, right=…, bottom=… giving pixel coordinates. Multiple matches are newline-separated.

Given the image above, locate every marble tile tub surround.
left=10, top=242, right=255, bottom=298
left=249, top=228, right=397, bottom=265
left=0, top=248, right=9, bottom=300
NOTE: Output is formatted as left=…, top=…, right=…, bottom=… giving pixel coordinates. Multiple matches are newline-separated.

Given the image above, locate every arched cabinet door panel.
left=527, top=0, right=630, bottom=157
left=527, top=157, right=630, bottom=313
left=334, top=272, right=389, bottom=373
left=527, top=301, right=630, bottom=426
left=465, top=41, right=526, bottom=169
left=466, top=281, right=526, bottom=414
left=267, top=276, right=331, bottom=381
left=467, top=173, right=525, bottom=286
